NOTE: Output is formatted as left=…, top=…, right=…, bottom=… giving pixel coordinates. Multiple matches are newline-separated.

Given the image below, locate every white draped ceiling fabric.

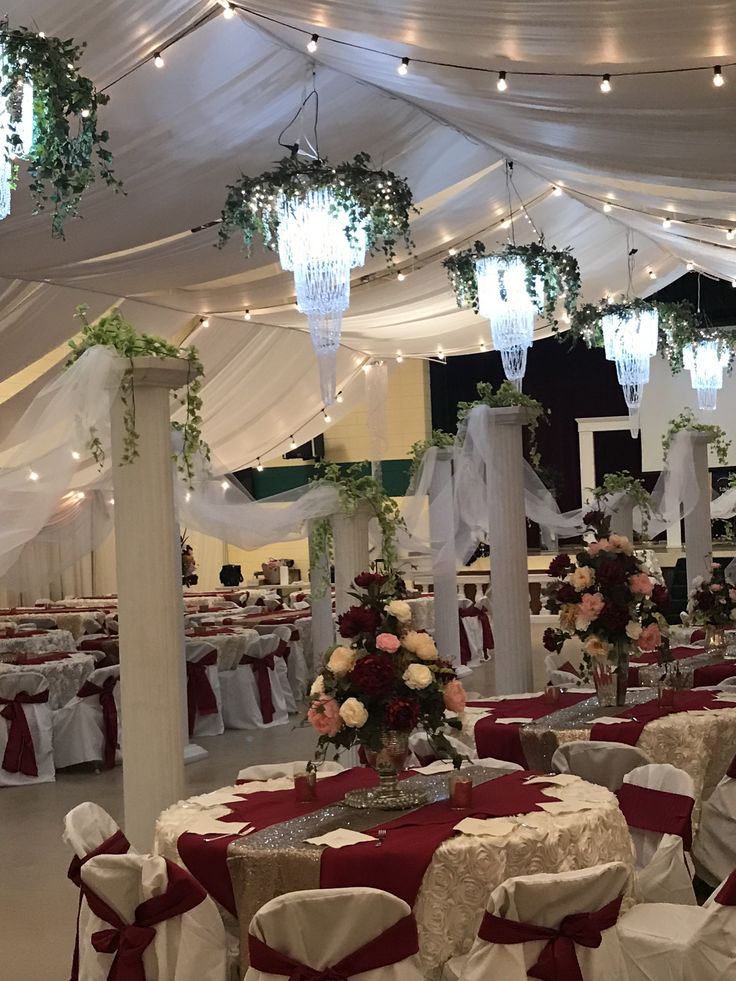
left=0, top=1, right=735, bottom=473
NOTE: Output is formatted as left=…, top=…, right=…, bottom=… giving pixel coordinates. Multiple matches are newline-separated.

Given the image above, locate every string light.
left=221, top=480, right=228, bottom=490
left=28, top=470, right=39, bottom=482
left=397, top=271, right=406, bottom=281
left=447, top=247, right=456, bottom=256
left=307, top=34, right=319, bottom=53
left=552, top=185, right=562, bottom=196
left=256, top=458, right=264, bottom=472
left=77, top=491, right=86, bottom=500
left=322, top=408, right=332, bottom=423
left=600, top=73, right=612, bottom=93
left=603, top=202, right=612, bottom=213
left=153, top=52, right=164, bottom=68
left=501, top=217, right=511, bottom=229
left=398, top=57, right=409, bottom=76
left=727, top=229, right=735, bottom=241
left=290, top=435, right=298, bottom=449
left=396, top=350, right=403, bottom=363
left=200, top=316, right=210, bottom=328
left=648, top=268, right=657, bottom=280
left=496, top=70, right=507, bottom=92
left=80, top=108, right=90, bottom=118
left=185, top=491, right=191, bottom=502
left=713, top=65, right=725, bottom=87
left=38, top=31, right=45, bottom=39
left=71, top=450, right=81, bottom=460
left=662, top=217, right=672, bottom=229
left=437, top=347, right=445, bottom=361
left=731, top=279, right=736, bottom=288
left=108, top=497, right=115, bottom=506
left=686, top=261, right=694, bottom=271
left=244, top=309, right=251, bottom=320
left=336, top=392, right=343, bottom=403
left=223, top=3, right=235, bottom=19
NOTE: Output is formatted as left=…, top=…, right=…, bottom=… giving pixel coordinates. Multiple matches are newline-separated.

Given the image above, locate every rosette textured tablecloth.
left=185, top=629, right=260, bottom=672
left=0, top=629, right=77, bottom=662
left=0, top=651, right=96, bottom=709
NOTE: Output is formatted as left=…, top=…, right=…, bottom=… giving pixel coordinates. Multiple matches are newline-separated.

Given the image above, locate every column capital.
left=672, top=427, right=715, bottom=446
left=483, top=405, right=536, bottom=427
left=114, top=355, right=195, bottom=390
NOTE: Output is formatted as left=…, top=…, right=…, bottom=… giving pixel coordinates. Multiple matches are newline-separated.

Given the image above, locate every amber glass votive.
left=448, top=772, right=473, bottom=809
left=294, top=770, right=317, bottom=803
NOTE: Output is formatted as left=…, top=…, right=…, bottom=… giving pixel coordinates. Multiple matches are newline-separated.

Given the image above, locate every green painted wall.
left=238, top=460, right=412, bottom=499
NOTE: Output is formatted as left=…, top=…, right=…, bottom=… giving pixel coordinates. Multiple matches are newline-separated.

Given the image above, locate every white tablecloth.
left=0, top=651, right=96, bottom=709
left=0, top=629, right=77, bottom=662
left=186, top=630, right=261, bottom=672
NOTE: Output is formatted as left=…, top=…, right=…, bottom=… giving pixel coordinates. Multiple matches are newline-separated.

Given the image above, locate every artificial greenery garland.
left=0, top=22, right=121, bottom=237
left=591, top=470, right=656, bottom=537
left=457, top=380, right=547, bottom=469
left=67, top=307, right=209, bottom=486
left=661, top=408, right=731, bottom=465
left=218, top=152, right=416, bottom=263
left=408, top=430, right=455, bottom=481
left=443, top=238, right=580, bottom=325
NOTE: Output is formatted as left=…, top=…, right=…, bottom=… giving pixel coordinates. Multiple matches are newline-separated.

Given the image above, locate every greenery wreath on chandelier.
left=0, top=22, right=122, bottom=237
left=218, top=152, right=416, bottom=263
left=443, top=238, right=581, bottom=325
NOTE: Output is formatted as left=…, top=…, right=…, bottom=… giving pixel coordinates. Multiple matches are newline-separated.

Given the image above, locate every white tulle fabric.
left=552, top=741, right=653, bottom=792
left=443, top=862, right=630, bottom=981
left=0, top=670, right=54, bottom=786
left=693, top=768, right=736, bottom=887
left=244, top=887, right=424, bottom=981
left=53, top=665, right=122, bottom=769
left=0, top=650, right=95, bottom=710
left=78, top=853, right=227, bottom=981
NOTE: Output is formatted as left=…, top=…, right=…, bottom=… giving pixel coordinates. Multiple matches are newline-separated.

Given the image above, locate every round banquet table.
left=0, top=651, right=96, bottom=709
left=0, top=629, right=77, bottom=662
left=155, top=764, right=634, bottom=979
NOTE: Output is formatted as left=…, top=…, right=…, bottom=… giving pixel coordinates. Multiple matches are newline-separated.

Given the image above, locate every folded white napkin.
left=546, top=784, right=611, bottom=803
left=454, top=817, right=515, bottom=837
left=235, top=777, right=295, bottom=794
left=494, top=717, right=533, bottom=725
left=525, top=774, right=580, bottom=786
left=409, top=760, right=455, bottom=775
left=713, top=693, right=736, bottom=703
left=476, top=693, right=540, bottom=702
left=539, top=799, right=595, bottom=815
left=305, top=829, right=376, bottom=848
left=185, top=814, right=254, bottom=837
left=593, top=716, right=633, bottom=725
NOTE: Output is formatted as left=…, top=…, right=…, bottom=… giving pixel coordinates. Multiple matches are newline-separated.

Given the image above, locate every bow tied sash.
left=185, top=651, right=218, bottom=736
left=458, top=606, right=494, bottom=665
left=83, top=859, right=207, bottom=981
left=77, top=676, right=119, bottom=769
left=615, top=783, right=694, bottom=850
left=248, top=913, right=418, bottom=980
left=479, top=895, right=622, bottom=981
left=241, top=654, right=276, bottom=723
left=274, top=638, right=291, bottom=662
left=0, top=688, right=49, bottom=776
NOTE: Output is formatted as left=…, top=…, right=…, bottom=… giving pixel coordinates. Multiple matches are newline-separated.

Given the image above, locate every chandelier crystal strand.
left=475, top=256, right=539, bottom=389
left=602, top=308, right=659, bottom=437
left=276, top=187, right=367, bottom=405
left=683, top=341, right=730, bottom=410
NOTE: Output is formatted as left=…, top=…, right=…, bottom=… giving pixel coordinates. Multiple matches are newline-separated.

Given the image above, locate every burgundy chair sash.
left=616, top=783, right=694, bottom=850
left=185, top=651, right=218, bottom=736
left=0, top=688, right=49, bottom=776
left=241, top=654, right=276, bottom=724
left=714, top=868, right=736, bottom=906
left=67, top=830, right=130, bottom=981
left=292, top=630, right=301, bottom=642
left=248, top=912, right=418, bottom=979
left=274, top=638, right=291, bottom=662
left=458, top=607, right=494, bottom=664
left=727, top=752, right=736, bottom=779
left=77, top=676, right=119, bottom=769
left=83, top=859, right=206, bottom=981
left=478, top=895, right=622, bottom=981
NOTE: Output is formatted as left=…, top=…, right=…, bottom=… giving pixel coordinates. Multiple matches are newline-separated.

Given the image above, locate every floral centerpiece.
left=686, top=562, right=736, bottom=652
left=307, top=571, right=467, bottom=808
left=543, top=510, right=670, bottom=705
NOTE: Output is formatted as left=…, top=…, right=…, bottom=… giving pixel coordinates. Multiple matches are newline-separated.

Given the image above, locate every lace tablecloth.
left=0, top=629, right=77, bottom=662
left=155, top=767, right=633, bottom=979
left=0, top=651, right=96, bottom=708
left=186, top=630, right=260, bottom=672
left=407, top=596, right=435, bottom=632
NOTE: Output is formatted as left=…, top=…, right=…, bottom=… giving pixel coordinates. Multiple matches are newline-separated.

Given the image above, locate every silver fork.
left=375, top=829, right=387, bottom=847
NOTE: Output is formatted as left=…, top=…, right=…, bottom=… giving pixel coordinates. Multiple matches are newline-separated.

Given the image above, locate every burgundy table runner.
left=589, top=690, right=734, bottom=746
left=693, top=661, right=736, bottom=687
left=469, top=692, right=590, bottom=765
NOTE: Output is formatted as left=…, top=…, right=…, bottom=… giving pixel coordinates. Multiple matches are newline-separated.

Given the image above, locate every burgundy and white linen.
left=0, top=650, right=95, bottom=709
left=0, top=628, right=76, bottom=662
left=220, top=634, right=289, bottom=730
left=692, top=753, right=736, bottom=887
left=53, top=665, right=121, bottom=769
left=185, top=641, right=224, bottom=738
left=0, top=670, right=54, bottom=785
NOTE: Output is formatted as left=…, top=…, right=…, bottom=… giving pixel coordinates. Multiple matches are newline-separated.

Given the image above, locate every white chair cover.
left=408, top=730, right=479, bottom=765
left=260, top=631, right=297, bottom=714
left=236, top=761, right=344, bottom=782
left=220, top=635, right=288, bottom=730
left=18, top=615, right=58, bottom=629
left=458, top=598, right=485, bottom=666
left=552, top=740, right=652, bottom=791
left=244, top=887, right=424, bottom=981
left=544, top=652, right=582, bottom=687
left=0, top=670, right=54, bottom=786
left=282, top=623, right=309, bottom=701
left=53, top=665, right=121, bottom=769
left=621, top=764, right=696, bottom=905
left=693, top=759, right=736, bottom=887
left=445, top=862, right=630, bottom=981
left=185, top=641, right=224, bottom=737
left=63, top=801, right=127, bottom=860
left=78, top=853, right=227, bottom=981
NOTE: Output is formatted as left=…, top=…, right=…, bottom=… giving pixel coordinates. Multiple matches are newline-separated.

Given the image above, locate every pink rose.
left=376, top=632, right=400, bottom=654
left=637, top=623, right=662, bottom=652
left=579, top=592, right=605, bottom=621
left=443, top=679, right=467, bottom=713
left=588, top=539, right=612, bottom=556
left=711, top=584, right=723, bottom=592
left=629, top=573, right=654, bottom=597
left=729, top=589, right=736, bottom=603
left=307, top=696, right=342, bottom=737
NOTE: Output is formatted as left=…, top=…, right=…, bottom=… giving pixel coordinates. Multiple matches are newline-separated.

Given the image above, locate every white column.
left=487, top=407, right=533, bottom=693
left=683, top=430, right=714, bottom=589
left=110, top=356, right=190, bottom=850
left=308, top=520, right=335, bottom=671
left=428, top=449, right=462, bottom=670
left=332, top=503, right=371, bottom=616
left=578, top=429, right=596, bottom=506
left=609, top=495, right=635, bottom=540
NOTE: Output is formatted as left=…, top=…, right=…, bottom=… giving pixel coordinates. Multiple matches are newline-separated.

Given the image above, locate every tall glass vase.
left=615, top=644, right=630, bottom=706
left=592, top=644, right=630, bottom=707
left=344, top=729, right=428, bottom=810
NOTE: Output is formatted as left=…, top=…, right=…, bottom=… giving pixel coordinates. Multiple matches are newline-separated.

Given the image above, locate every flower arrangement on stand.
left=543, top=510, right=670, bottom=706
left=307, top=571, right=467, bottom=808
left=686, top=562, right=736, bottom=653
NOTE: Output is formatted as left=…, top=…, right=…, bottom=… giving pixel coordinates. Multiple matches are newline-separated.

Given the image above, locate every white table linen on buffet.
left=0, top=651, right=96, bottom=709
left=154, top=765, right=634, bottom=980
left=0, top=629, right=77, bottom=661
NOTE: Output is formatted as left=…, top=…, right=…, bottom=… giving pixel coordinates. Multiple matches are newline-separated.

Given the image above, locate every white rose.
left=609, top=533, right=634, bottom=555
left=401, top=630, right=423, bottom=654
left=625, top=621, right=643, bottom=640
left=386, top=600, right=412, bottom=624
left=730, top=609, right=736, bottom=622
left=339, top=697, right=369, bottom=728
left=403, top=663, right=433, bottom=690
left=414, top=635, right=438, bottom=661
left=567, top=566, right=595, bottom=591
left=327, top=645, right=356, bottom=677
left=310, top=674, right=325, bottom=696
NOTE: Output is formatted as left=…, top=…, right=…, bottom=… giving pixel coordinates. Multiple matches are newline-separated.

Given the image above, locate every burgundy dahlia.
left=556, top=583, right=578, bottom=605
left=596, top=560, right=627, bottom=588
left=384, top=697, right=420, bottom=731
left=651, top=584, right=669, bottom=612
left=354, top=572, right=388, bottom=589
left=599, top=601, right=630, bottom=631
left=337, top=605, right=381, bottom=638
left=543, top=627, right=561, bottom=652
left=548, top=553, right=571, bottom=578
left=351, top=655, right=396, bottom=698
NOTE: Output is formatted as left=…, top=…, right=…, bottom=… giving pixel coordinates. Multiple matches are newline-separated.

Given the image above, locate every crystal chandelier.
left=475, top=256, right=541, bottom=389
left=276, top=186, right=367, bottom=405
left=683, top=340, right=729, bottom=411
left=601, top=308, right=659, bottom=437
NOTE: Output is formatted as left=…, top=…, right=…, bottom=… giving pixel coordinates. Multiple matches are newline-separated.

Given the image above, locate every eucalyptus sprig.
left=457, top=380, right=547, bottom=469
left=661, top=408, right=731, bottom=465
left=67, top=306, right=209, bottom=486
left=408, top=430, right=455, bottom=481
left=218, top=152, right=416, bottom=264
left=0, top=22, right=122, bottom=237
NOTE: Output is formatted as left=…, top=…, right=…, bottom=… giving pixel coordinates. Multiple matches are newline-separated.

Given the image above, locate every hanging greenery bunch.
left=67, top=306, right=209, bottom=486
left=408, top=430, right=455, bottom=481
left=591, top=470, right=657, bottom=537
left=457, top=380, right=547, bottom=469
left=0, top=22, right=122, bottom=237
left=443, top=238, right=580, bottom=325
left=218, top=152, right=416, bottom=263
left=661, top=408, right=731, bottom=465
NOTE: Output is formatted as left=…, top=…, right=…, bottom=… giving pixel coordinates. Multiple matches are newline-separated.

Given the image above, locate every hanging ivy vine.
left=661, top=408, right=731, bottom=465
left=457, top=380, right=547, bottom=469
left=0, top=22, right=122, bottom=237
left=408, top=430, right=455, bottom=481
left=67, top=307, right=209, bottom=486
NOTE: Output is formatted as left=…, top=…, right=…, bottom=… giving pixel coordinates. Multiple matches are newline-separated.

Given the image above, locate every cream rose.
left=568, top=566, right=595, bottom=591
left=608, top=533, right=634, bottom=555
left=414, top=635, right=438, bottom=661
left=310, top=674, right=325, bottom=696
left=327, top=645, right=356, bottom=677
left=401, top=630, right=423, bottom=654
left=625, top=621, right=643, bottom=640
left=339, top=697, right=369, bottom=728
left=403, top=663, right=433, bottom=690
left=385, top=599, right=412, bottom=624
left=584, top=635, right=611, bottom=659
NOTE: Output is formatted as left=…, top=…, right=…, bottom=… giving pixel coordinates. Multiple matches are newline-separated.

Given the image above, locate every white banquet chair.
left=185, top=640, right=224, bottom=737
left=693, top=754, right=736, bottom=887
left=458, top=598, right=487, bottom=666
left=544, top=652, right=582, bottom=687
left=220, top=634, right=288, bottom=730
left=244, top=887, right=424, bottom=981
left=408, top=730, right=479, bottom=766
left=0, top=670, right=54, bottom=786
left=552, top=740, right=652, bottom=791
left=268, top=623, right=307, bottom=705
left=442, top=862, right=630, bottom=981
left=260, top=630, right=297, bottom=713
left=78, top=853, right=227, bottom=981
left=53, top=665, right=121, bottom=770
left=619, top=763, right=696, bottom=905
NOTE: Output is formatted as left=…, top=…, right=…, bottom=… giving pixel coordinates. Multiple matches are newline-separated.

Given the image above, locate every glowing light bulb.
left=38, top=31, right=46, bottom=38
left=307, top=34, right=319, bottom=53
left=185, top=491, right=191, bottom=502
left=71, top=450, right=81, bottom=460
left=398, top=57, right=409, bottom=76
left=496, top=71, right=507, bottom=92
left=662, top=217, right=672, bottom=229
left=223, top=2, right=235, bottom=18
left=77, top=491, right=86, bottom=500
left=448, top=247, right=456, bottom=256
left=290, top=436, right=297, bottom=449
left=200, top=316, right=210, bottom=328
left=501, top=218, right=511, bottom=229
left=648, top=268, right=657, bottom=280
left=552, top=185, right=562, bottom=196
left=244, top=309, right=251, bottom=320
left=154, top=52, right=164, bottom=68
left=397, top=271, right=406, bottom=282
left=80, top=108, right=90, bottom=118
left=714, top=65, right=725, bottom=87
left=396, top=350, right=403, bottom=363
left=323, top=410, right=332, bottom=423
left=600, top=74, right=612, bottom=93
left=437, top=348, right=445, bottom=361
left=686, top=261, right=694, bottom=271
left=221, top=480, right=228, bottom=490
left=336, top=392, right=344, bottom=404
left=28, top=470, right=39, bottom=482
left=108, top=498, right=115, bottom=506
left=256, top=459, right=264, bottom=472
left=603, top=202, right=612, bottom=213
left=727, top=228, right=735, bottom=241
